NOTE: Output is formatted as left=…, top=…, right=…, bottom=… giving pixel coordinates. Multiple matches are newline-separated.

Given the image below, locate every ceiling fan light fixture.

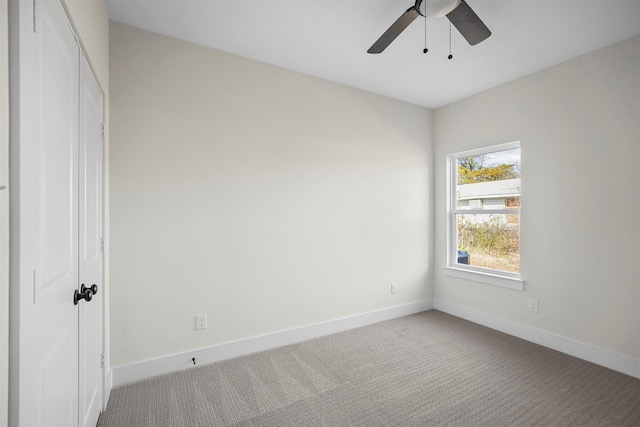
left=367, top=0, right=490, bottom=54
left=417, top=0, right=461, bottom=18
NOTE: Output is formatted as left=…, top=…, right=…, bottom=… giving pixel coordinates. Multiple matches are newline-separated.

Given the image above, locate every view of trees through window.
left=455, top=147, right=521, bottom=273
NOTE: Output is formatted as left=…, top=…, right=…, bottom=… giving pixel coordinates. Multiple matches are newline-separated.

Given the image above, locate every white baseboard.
left=112, top=300, right=433, bottom=386
left=434, top=299, right=640, bottom=379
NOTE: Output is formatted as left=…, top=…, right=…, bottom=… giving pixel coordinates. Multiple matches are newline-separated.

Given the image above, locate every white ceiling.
left=105, top=0, right=640, bottom=109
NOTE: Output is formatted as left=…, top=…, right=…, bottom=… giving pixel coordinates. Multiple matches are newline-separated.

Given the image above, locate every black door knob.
left=74, top=284, right=94, bottom=305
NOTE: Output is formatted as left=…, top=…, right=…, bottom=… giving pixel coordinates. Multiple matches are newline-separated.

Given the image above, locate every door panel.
left=78, top=54, right=104, bottom=427
left=39, top=329, right=77, bottom=426
left=15, top=0, right=79, bottom=425
left=39, top=0, right=78, bottom=298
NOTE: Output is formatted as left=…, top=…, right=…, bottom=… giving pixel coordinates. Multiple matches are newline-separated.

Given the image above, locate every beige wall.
left=109, top=22, right=433, bottom=367
left=434, top=36, right=640, bottom=360
left=111, top=17, right=638, bottom=373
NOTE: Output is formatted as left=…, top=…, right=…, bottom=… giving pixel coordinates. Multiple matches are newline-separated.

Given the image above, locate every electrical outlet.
left=391, top=283, right=398, bottom=294
left=195, top=314, right=207, bottom=330
left=528, top=299, right=539, bottom=313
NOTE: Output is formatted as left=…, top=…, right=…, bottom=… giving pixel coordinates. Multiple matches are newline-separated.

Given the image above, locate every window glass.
left=456, top=213, right=520, bottom=273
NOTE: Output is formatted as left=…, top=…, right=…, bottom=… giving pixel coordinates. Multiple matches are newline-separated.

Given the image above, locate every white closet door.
left=78, top=54, right=104, bottom=427
left=14, top=0, right=79, bottom=425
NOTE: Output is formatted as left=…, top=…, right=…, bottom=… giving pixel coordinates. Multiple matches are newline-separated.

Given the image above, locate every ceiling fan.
left=368, top=0, right=491, bottom=54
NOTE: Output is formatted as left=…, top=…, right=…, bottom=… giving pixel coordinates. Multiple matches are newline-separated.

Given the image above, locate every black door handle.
left=74, top=284, right=97, bottom=305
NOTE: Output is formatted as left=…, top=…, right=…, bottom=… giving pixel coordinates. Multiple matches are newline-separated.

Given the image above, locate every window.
left=445, top=142, right=523, bottom=290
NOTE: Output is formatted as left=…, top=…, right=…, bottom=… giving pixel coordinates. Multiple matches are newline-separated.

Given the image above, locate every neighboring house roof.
left=458, top=178, right=521, bottom=201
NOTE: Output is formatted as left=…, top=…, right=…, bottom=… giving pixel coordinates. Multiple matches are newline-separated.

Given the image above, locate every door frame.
left=1, top=0, right=10, bottom=424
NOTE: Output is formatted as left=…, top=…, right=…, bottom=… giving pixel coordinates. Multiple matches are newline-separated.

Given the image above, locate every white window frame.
left=444, top=141, right=524, bottom=290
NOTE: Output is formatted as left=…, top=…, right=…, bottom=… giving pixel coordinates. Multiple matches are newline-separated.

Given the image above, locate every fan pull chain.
left=423, top=16, right=428, bottom=54
left=448, top=21, right=453, bottom=59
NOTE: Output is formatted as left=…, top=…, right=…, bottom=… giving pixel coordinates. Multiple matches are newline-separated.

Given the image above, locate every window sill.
left=443, top=266, right=524, bottom=291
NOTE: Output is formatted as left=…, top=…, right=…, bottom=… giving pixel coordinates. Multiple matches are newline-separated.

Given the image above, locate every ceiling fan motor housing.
left=416, top=0, right=461, bottom=17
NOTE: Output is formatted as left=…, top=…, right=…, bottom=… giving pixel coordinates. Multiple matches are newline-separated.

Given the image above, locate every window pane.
left=456, top=148, right=521, bottom=210
left=456, top=213, right=520, bottom=273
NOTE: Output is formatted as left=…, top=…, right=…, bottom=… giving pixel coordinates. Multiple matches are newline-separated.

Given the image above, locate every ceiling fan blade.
left=368, top=6, right=420, bottom=54
left=446, top=0, right=491, bottom=46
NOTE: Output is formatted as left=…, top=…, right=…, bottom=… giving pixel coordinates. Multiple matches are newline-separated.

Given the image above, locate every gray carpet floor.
left=98, top=310, right=640, bottom=426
